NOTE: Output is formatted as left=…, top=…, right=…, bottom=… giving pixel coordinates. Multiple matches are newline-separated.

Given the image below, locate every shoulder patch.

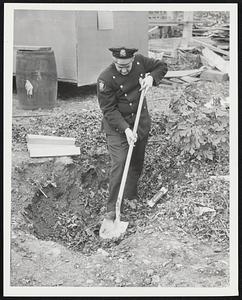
left=98, top=80, right=106, bottom=92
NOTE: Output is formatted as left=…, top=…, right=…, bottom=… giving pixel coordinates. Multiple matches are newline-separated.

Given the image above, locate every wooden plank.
left=217, top=45, right=229, bottom=50
left=180, top=76, right=200, bottom=83
left=193, top=27, right=229, bottom=31
left=149, top=47, right=173, bottom=54
left=148, top=26, right=159, bottom=33
left=165, top=67, right=205, bottom=78
left=200, top=70, right=229, bottom=82
left=27, top=144, right=80, bottom=158
left=168, top=78, right=185, bottom=84
left=202, top=47, right=229, bottom=73
left=192, top=38, right=230, bottom=56
left=147, top=187, right=168, bottom=207
left=26, top=134, right=76, bottom=145
left=149, top=48, right=173, bottom=58
left=200, top=55, right=216, bottom=68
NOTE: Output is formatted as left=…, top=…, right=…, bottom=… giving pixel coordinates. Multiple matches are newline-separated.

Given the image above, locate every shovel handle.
left=115, top=89, right=146, bottom=222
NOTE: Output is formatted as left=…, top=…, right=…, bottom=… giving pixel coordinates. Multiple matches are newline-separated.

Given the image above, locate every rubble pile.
left=193, top=24, right=229, bottom=51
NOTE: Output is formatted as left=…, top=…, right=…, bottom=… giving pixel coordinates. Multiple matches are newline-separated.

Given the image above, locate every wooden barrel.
left=16, top=47, right=57, bottom=110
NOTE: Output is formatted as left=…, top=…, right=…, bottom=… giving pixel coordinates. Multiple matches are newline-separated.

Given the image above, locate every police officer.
left=97, top=47, right=168, bottom=220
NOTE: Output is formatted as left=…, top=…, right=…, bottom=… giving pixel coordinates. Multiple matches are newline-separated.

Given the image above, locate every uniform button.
left=120, top=85, right=123, bottom=88
left=144, top=106, right=146, bottom=110
left=140, top=73, right=143, bottom=76
left=129, top=103, right=132, bottom=106
left=113, top=76, right=116, bottom=79
left=125, top=93, right=127, bottom=97
left=137, top=62, right=140, bottom=65
left=132, top=113, right=134, bottom=116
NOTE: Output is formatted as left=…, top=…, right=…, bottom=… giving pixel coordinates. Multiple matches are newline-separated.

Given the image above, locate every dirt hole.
left=21, top=155, right=148, bottom=254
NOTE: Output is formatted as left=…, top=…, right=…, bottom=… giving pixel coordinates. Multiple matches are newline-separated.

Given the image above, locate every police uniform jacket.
left=97, top=54, right=168, bottom=140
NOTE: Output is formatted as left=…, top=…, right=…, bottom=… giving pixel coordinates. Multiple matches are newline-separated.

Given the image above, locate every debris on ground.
left=149, top=36, right=229, bottom=87
left=12, top=79, right=229, bottom=254
left=147, top=187, right=168, bottom=208
left=27, top=134, right=80, bottom=158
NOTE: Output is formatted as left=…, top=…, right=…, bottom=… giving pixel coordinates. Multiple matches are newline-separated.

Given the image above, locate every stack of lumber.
left=158, top=48, right=229, bottom=85
left=193, top=38, right=229, bottom=61
left=192, top=24, right=229, bottom=51
left=209, top=26, right=229, bottom=45
left=27, top=134, right=80, bottom=158
left=148, top=36, right=229, bottom=85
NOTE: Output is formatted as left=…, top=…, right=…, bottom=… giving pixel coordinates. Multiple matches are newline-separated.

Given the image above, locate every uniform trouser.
left=106, top=132, right=149, bottom=213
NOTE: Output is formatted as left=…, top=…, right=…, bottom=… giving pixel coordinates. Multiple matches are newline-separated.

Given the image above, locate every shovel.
left=99, top=89, right=146, bottom=239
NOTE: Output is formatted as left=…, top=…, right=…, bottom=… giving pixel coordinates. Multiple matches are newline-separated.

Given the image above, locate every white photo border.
left=4, top=2, right=238, bottom=297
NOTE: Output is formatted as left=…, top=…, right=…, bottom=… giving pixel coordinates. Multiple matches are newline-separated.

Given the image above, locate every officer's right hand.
left=125, top=128, right=137, bottom=146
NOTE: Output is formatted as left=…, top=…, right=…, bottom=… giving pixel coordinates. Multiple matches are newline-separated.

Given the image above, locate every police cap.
left=108, top=47, right=138, bottom=59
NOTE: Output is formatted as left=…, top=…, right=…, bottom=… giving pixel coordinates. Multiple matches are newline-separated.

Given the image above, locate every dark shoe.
left=104, top=211, right=116, bottom=221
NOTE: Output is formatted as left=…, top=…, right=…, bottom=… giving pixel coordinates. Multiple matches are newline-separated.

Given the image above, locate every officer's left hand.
left=139, top=75, right=153, bottom=95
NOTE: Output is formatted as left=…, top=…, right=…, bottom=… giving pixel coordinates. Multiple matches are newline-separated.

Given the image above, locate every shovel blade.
left=99, top=218, right=129, bottom=239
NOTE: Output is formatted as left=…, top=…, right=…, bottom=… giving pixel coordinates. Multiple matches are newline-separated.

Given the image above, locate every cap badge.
left=98, top=80, right=105, bottom=92
left=120, top=49, right=126, bottom=57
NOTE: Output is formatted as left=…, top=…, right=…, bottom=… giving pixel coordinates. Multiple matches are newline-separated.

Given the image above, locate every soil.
left=10, top=79, right=230, bottom=289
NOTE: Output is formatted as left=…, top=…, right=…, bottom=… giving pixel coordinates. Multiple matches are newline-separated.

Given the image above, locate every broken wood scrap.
left=193, top=27, right=230, bottom=35
left=26, top=134, right=80, bottom=158
left=149, top=47, right=174, bottom=58
left=165, top=66, right=205, bottom=78
left=27, top=144, right=80, bottom=158
left=177, top=50, right=191, bottom=64
left=192, top=38, right=229, bottom=56
left=162, top=53, right=173, bottom=59
left=200, top=55, right=216, bottom=68
left=148, top=26, right=159, bottom=33
left=202, top=47, right=229, bottom=73
left=212, top=37, right=229, bottom=42
left=217, top=44, right=229, bottom=50
left=168, top=78, right=185, bottom=84
left=147, top=187, right=168, bottom=207
left=200, top=69, right=229, bottom=82
left=38, top=187, right=48, bottom=198
left=149, top=47, right=172, bottom=54
left=27, top=134, right=76, bottom=145
left=180, top=76, right=200, bottom=83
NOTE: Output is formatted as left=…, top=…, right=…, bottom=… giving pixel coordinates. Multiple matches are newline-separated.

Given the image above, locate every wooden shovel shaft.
left=115, top=89, right=146, bottom=222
